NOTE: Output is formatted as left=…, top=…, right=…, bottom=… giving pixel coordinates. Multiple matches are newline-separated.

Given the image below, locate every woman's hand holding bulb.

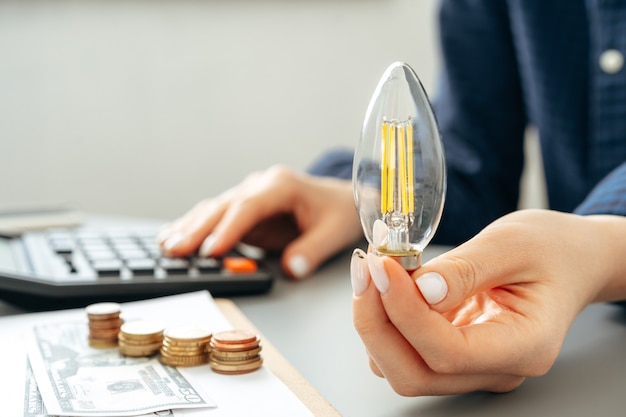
left=352, top=209, right=626, bottom=396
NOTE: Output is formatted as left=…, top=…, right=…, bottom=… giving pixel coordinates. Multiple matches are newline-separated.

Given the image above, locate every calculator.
left=0, top=226, right=274, bottom=309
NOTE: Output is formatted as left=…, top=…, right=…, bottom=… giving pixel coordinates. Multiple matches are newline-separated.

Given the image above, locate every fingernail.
left=372, top=219, right=388, bottom=247
left=350, top=248, right=370, bottom=296
left=199, top=235, right=217, bottom=258
left=163, top=233, right=185, bottom=251
left=367, top=253, right=389, bottom=294
left=156, top=226, right=172, bottom=244
left=288, top=255, right=309, bottom=279
left=415, top=272, right=448, bottom=304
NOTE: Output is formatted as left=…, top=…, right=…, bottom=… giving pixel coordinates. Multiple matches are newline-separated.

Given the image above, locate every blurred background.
left=0, top=0, right=439, bottom=221
left=0, top=0, right=544, bottom=222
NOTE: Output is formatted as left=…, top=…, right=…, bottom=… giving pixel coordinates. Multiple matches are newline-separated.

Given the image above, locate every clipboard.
left=215, top=299, right=341, bottom=417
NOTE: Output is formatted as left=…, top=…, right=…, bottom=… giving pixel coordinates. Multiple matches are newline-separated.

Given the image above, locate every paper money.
left=24, top=359, right=183, bottom=417
left=28, top=321, right=215, bottom=417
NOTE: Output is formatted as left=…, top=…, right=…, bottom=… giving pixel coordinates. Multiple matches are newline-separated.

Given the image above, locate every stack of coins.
left=118, top=320, right=164, bottom=357
left=160, top=325, right=212, bottom=367
left=209, top=329, right=263, bottom=375
left=86, top=302, right=123, bottom=348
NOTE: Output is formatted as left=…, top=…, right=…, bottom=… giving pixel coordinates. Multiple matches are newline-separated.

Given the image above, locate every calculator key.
left=92, top=259, right=123, bottom=276
left=117, top=249, right=149, bottom=260
left=127, top=258, right=157, bottom=275
left=160, top=258, right=190, bottom=274
left=223, top=257, right=258, bottom=273
left=83, top=248, right=117, bottom=261
left=195, top=257, right=222, bottom=273
left=49, top=238, right=74, bottom=254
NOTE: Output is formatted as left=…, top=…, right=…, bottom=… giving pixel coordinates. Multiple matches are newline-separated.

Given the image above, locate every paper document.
left=0, top=291, right=315, bottom=417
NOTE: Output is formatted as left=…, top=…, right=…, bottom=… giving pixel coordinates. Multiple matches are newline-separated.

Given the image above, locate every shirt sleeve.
left=574, top=162, right=626, bottom=216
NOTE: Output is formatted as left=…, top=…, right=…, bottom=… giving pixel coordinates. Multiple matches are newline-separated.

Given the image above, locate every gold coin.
left=86, top=302, right=122, bottom=320
left=163, top=337, right=211, bottom=349
left=119, top=320, right=164, bottom=343
left=209, top=358, right=263, bottom=374
left=209, top=355, right=262, bottom=366
left=162, top=339, right=208, bottom=351
left=119, top=339, right=163, bottom=350
left=118, top=332, right=163, bottom=345
left=210, top=346, right=261, bottom=357
left=212, top=329, right=257, bottom=345
left=160, top=350, right=209, bottom=361
left=160, top=353, right=209, bottom=367
left=161, top=346, right=208, bottom=356
left=210, top=339, right=260, bottom=352
left=119, top=344, right=161, bottom=357
left=211, top=349, right=262, bottom=362
left=88, top=337, right=118, bottom=349
left=164, top=325, right=212, bottom=343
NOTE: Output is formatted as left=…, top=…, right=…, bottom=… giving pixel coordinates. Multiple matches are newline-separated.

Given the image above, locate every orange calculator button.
left=223, top=257, right=258, bottom=273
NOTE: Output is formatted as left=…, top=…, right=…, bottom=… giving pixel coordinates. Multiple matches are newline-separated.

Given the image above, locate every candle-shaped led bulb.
left=353, top=62, right=446, bottom=270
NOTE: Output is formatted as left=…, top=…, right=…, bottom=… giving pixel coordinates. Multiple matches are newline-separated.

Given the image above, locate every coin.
left=209, top=357, right=263, bottom=375
left=164, top=325, right=212, bottom=343
left=120, top=320, right=164, bottom=338
left=118, top=320, right=164, bottom=357
left=211, top=347, right=262, bottom=362
left=212, top=329, right=257, bottom=345
left=88, top=318, right=124, bottom=330
left=161, top=343, right=206, bottom=357
left=88, top=338, right=119, bottom=349
left=119, top=341, right=164, bottom=357
left=208, top=329, right=263, bottom=375
left=158, top=324, right=213, bottom=367
left=86, top=302, right=122, bottom=320
left=89, top=327, right=121, bottom=339
left=86, top=302, right=124, bottom=349
left=160, top=352, right=210, bottom=367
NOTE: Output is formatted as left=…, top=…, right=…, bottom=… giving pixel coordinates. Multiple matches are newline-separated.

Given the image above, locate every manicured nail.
left=415, top=272, right=448, bottom=304
left=156, top=226, right=172, bottom=244
left=372, top=219, right=388, bottom=247
left=350, top=248, right=370, bottom=296
left=288, top=255, right=309, bottom=279
left=164, top=233, right=185, bottom=251
left=198, top=235, right=217, bottom=258
left=367, top=253, right=389, bottom=294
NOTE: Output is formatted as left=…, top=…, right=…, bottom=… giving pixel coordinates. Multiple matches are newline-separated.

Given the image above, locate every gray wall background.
left=0, top=0, right=545, bottom=222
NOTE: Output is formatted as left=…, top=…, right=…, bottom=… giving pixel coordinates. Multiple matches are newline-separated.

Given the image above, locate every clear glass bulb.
left=353, top=62, right=446, bottom=270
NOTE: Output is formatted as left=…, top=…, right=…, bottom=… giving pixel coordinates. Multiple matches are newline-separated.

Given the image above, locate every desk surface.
left=2, top=245, right=626, bottom=416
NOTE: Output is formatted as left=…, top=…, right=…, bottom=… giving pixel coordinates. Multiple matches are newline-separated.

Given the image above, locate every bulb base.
left=375, top=248, right=422, bottom=271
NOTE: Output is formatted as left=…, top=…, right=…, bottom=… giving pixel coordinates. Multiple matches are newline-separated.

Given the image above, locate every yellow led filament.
left=381, top=119, right=414, bottom=218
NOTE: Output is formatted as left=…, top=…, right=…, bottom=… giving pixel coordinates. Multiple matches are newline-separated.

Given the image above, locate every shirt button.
left=599, top=49, right=624, bottom=74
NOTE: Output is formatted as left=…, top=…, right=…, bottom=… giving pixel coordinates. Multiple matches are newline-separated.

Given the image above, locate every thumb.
left=413, top=234, right=530, bottom=312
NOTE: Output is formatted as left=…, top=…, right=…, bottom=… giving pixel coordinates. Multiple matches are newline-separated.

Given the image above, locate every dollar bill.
left=24, top=359, right=183, bottom=417
left=28, top=321, right=215, bottom=417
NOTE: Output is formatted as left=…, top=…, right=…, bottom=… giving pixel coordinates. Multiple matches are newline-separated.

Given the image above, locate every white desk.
left=2, top=245, right=626, bottom=416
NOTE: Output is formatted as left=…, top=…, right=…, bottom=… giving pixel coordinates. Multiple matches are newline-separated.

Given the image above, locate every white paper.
left=0, top=291, right=314, bottom=417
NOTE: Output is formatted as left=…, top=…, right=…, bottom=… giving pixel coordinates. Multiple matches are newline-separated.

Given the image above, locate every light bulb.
left=353, top=62, right=446, bottom=270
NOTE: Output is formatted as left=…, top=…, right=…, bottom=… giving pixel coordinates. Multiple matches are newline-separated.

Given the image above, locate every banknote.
left=24, top=359, right=183, bottom=417
left=28, top=321, right=215, bottom=417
